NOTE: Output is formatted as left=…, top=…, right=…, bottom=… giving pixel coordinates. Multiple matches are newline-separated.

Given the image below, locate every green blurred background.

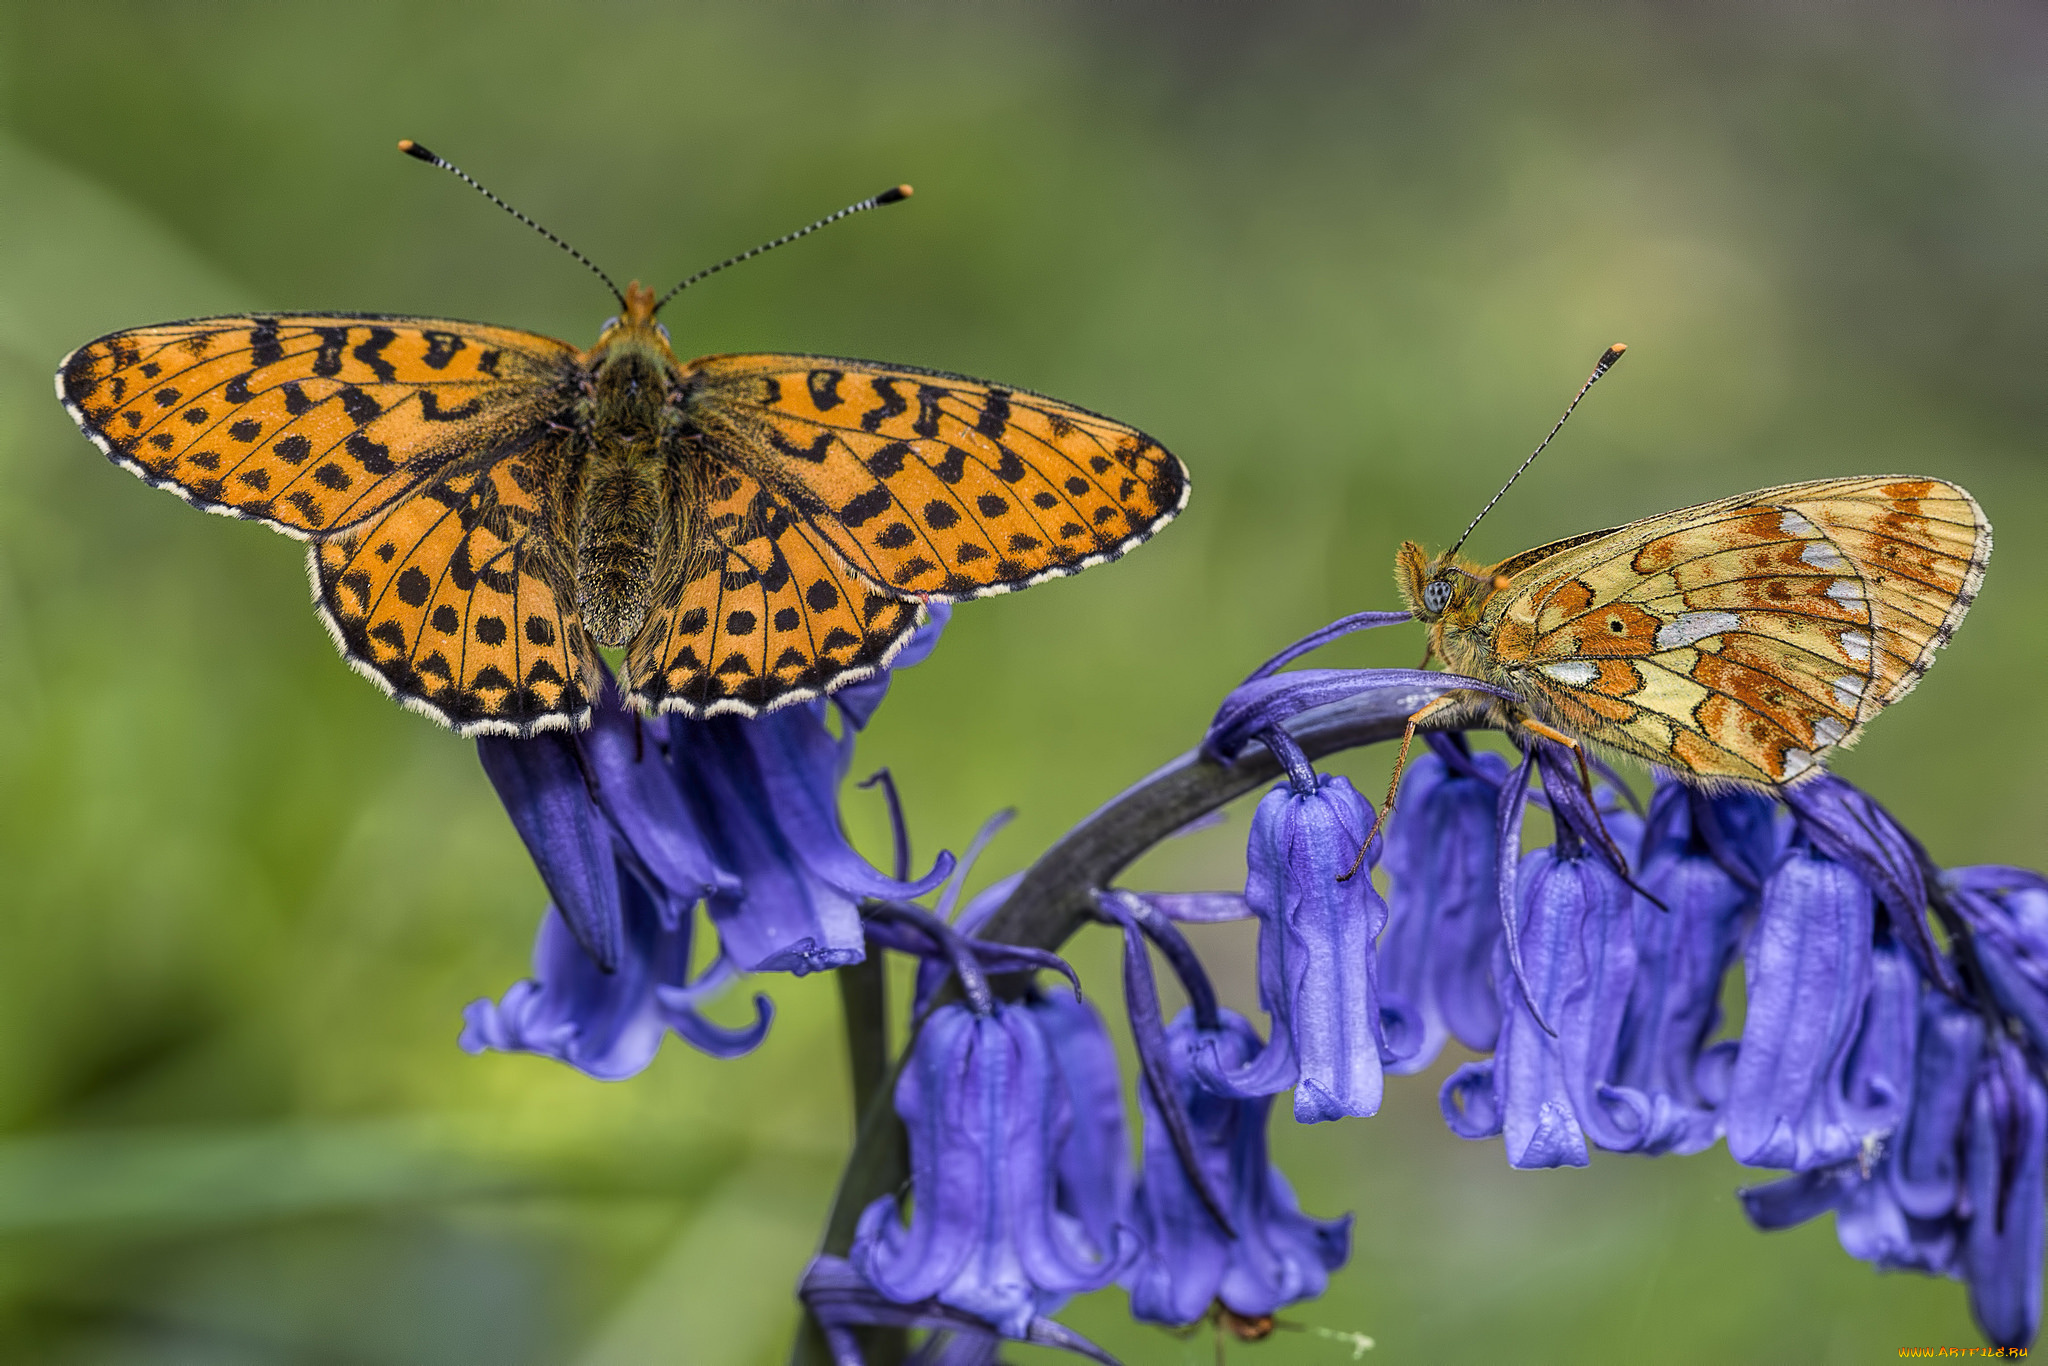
left=1, top=2, right=2042, bottom=1362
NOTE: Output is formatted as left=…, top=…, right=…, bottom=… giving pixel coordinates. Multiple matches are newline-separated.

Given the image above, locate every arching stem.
left=790, top=682, right=1457, bottom=1366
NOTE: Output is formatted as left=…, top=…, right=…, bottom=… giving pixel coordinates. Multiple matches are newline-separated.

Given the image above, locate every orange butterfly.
left=56, top=147, right=1187, bottom=736
left=1390, top=347, right=1990, bottom=792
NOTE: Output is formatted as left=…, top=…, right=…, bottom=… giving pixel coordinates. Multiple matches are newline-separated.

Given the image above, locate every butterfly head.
left=593, top=281, right=674, bottom=352
left=1397, top=541, right=1500, bottom=626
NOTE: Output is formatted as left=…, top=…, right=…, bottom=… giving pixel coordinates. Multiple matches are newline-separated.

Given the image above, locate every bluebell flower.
left=1380, top=733, right=1509, bottom=1071
left=484, top=607, right=953, bottom=980
left=850, top=993, right=1125, bottom=1338
left=840, top=899, right=1116, bottom=1350
left=1736, top=969, right=1966, bottom=1282
left=666, top=606, right=953, bottom=973
left=1611, top=782, right=1774, bottom=1155
left=476, top=677, right=731, bottom=972
left=1962, top=1033, right=2046, bottom=1348
left=1029, top=988, right=1133, bottom=1256
left=1892, top=987, right=1986, bottom=1222
left=1782, top=773, right=1956, bottom=995
left=469, top=678, right=768, bottom=1076
left=471, top=610, right=954, bottom=1075
left=1739, top=1021, right=2045, bottom=1350
left=459, top=870, right=771, bottom=1077
left=1442, top=791, right=1646, bottom=1167
left=799, top=1255, right=1116, bottom=1366
left=1740, top=1148, right=1959, bottom=1279
left=1724, top=841, right=1917, bottom=1172
left=1200, top=772, right=1409, bottom=1122
left=1124, top=1006, right=1353, bottom=1326
left=1947, top=865, right=2048, bottom=1059
left=1737, top=973, right=1982, bottom=1268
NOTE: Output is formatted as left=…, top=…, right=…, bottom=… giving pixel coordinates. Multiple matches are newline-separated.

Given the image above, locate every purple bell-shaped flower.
left=1380, top=733, right=1509, bottom=1071
left=459, top=870, right=771, bottom=1077
left=850, top=983, right=1126, bottom=1339
left=469, top=678, right=766, bottom=1076
left=666, top=607, right=955, bottom=975
left=1440, top=744, right=1647, bottom=1168
left=1200, top=771, right=1408, bottom=1122
left=1611, top=782, right=1775, bottom=1155
left=1125, top=1007, right=1353, bottom=1326
left=1724, top=840, right=1918, bottom=1172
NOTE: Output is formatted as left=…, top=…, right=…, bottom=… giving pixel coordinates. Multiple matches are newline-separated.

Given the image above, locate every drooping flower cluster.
left=823, top=891, right=1351, bottom=1352
left=1199, top=612, right=2048, bottom=1350
left=460, top=589, right=2047, bottom=1360
left=462, top=607, right=954, bottom=1077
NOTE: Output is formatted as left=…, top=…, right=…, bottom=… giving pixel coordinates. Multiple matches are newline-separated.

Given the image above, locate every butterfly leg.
left=1337, top=693, right=1461, bottom=881
left=1517, top=716, right=1647, bottom=877
left=1520, top=717, right=1597, bottom=800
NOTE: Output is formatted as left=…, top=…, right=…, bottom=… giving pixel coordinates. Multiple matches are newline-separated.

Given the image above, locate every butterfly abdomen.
left=573, top=341, right=678, bottom=646
left=573, top=448, right=667, bottom=646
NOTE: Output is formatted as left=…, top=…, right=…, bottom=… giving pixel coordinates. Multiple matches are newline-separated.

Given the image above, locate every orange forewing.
left=58, top=316, right=576, bottom=537
left=679, top=354, right=1188, bottom=599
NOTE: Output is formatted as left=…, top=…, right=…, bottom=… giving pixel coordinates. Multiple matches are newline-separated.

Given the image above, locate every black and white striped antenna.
left=654, top=185, right=914, bottom=312
left=398, top=139, right=626, bottom=308
left=1445, top=343, right=1627, bottom=559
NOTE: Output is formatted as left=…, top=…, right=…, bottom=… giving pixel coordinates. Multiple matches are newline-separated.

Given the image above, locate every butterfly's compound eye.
left=1422, top=578, right=1453, bottom=614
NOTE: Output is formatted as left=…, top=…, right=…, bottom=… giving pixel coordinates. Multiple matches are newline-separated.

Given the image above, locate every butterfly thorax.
left=572, top=284, right=689, bottom=646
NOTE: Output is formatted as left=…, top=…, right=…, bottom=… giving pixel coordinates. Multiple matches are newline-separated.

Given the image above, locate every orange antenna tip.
left=397, top=139, right=435, bottom=162
left=880, top=184, right=914, bottom=203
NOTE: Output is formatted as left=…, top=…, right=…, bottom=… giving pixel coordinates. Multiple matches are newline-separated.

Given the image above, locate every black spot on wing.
left=839, top=486, right=893, bottom=528
left=807, top=368, right=844, bottom=411
left=311, top=328, right=347, bottom=378
left=249, top=319, right=284, bottom=367
left=351, top=328, right=397, bottom=382
left=421, top=331, right=466, bottom=370
left=862, top=377, right=908, bottom=433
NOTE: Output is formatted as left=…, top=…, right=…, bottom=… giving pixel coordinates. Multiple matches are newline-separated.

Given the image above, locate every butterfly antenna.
left=1444, top=343, right=1627, bottom=559
left=654, top=185, right=914, bottom=312
left=398, top=139, right=625, bottom=308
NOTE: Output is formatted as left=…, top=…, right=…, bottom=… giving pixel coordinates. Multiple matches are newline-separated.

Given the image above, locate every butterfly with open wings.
left=56, top=157, right=1187, bottom=737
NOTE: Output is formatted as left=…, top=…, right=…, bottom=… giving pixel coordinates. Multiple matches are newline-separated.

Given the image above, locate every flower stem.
left=788, top=682, right=1446, bottom=1366
left=836, top=954, right=892, bottom=1134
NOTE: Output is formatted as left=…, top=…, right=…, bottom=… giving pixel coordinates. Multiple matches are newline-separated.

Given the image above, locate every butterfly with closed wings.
left=1371, top=345, right=1989, bottom=835
left=56, top=143, right=1188, bottom=735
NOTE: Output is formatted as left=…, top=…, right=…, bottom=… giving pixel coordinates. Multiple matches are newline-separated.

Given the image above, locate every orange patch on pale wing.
left=1693, top=652, right=1827, bottom=749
